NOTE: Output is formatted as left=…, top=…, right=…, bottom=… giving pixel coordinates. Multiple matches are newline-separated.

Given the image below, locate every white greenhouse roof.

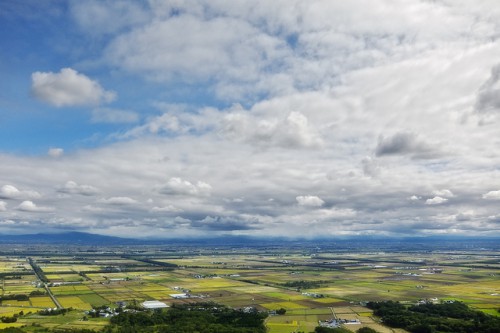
left=142, top=300, right=169, bottom=309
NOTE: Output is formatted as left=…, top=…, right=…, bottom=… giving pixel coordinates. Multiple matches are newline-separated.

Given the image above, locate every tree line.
left=367, top=300, right=500, bottom=333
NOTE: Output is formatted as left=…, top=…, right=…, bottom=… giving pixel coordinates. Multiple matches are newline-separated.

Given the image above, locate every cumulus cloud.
left=375, top=132, right=441, bottom=159
left=3, top=1, right=500, bottom=238
left=101, top=197, right=138, bottom=205
left=425, top=196, right=448, bottom=205
left=91, top=108, right=139, bottom=124
left=58, top=181, right=100, bottom=196
left=173, top=216, right=191, bottom=224
left=160, top=177, right=212, bottom=196
left=433, top=189, right=454, bottom=198
left=0, top=185, right=40, bottom=200
left=222, top=111, right=323, bottom=149
left=0, top=201, right=6, bottom=211
left=191, top=215, right=260, bottom=231
left=17, top=201, right=54, bottom=212
left=120, top=104, right=226, bottom=139
left=151, top=205, right=183, bottom=213
left=31, top=68, right=116, bottom=107
left=296, top=195, right=325, bottom=207
left=482, top=190, right=500, bottom=200
left=48, top=148, right=64, bottom=158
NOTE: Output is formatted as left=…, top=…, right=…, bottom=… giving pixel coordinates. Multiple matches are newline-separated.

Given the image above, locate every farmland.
left=0, top=239, right=497, bottom=332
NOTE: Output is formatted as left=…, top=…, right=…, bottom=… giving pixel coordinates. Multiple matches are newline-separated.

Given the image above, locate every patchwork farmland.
left=0, top=241, right=497, bottom=332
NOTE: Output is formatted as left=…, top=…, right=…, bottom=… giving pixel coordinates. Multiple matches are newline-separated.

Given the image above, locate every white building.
left=142, top=300, right=169, bottom=309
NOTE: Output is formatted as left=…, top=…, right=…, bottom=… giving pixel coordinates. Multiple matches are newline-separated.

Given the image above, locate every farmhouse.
left=142, top=300, right=169, bottom=309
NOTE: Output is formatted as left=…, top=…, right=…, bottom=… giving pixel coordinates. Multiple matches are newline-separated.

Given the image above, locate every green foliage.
left=282, top=280, right=323, bottom=289
left=38, top=308, right=71, bottom=316
left=0, top=294, right=29, bottom=302
left=30, top=290, right=47, bottom=296
left=28, top=258, right=48, bottom=283
left=356, top=328, right=379, bottom=333
left=0, top=328, right=24, bottom=333
left=276, top=308, right=286, bottom=315
left=367, top=301, right=500, bottom=333
left=314, top=327, right=351, bottom=333
left=110, top=302, right=267, bottom=333
left=1, top=317, right=17, bottom=323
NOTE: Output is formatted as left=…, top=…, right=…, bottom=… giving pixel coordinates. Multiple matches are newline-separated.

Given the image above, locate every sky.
left=1, top=0, right=500, bottom=239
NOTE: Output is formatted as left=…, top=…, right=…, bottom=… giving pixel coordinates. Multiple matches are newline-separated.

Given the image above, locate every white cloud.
left=455, top=210, right=475, bottom=222
left=433, top=189, right=454, bottom=198
left=0, top=185, right=40, bottom=200
left=296, top=195, right=325, bottom=207
left=160, top=177, right=212, bottom=196
left=173, top=216, right=191, bottom=224
left=3, top=1, right=500, bottom=238
left=361, top=156, right=380, bottom=177
left=91, top=108, right=139, bottom=124
left=101, top=197, right=138, bottom=205
left=425, top=196, right=448, bottom=205
left=151, top=205, right=183, bottom=213
left=48, top=148, right=64, bottom=158
left=31, top=68, right=116, bottom=107
left=222, top=111, right=323, bottom=149
left=0, top=185, right=21, bottom=199
left=104, top=13, right=288, bottom=94
left=482, top=190, right=500, bottom=200
left=0, top=201, right=6, bottom=211
left=17, top=201, right=54, bottom=212
left=71, top=0, right=150, bottom=36
left=58, top=181, right=99, bottom=196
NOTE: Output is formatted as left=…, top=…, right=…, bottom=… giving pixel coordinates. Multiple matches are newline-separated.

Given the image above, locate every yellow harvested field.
left=312, top=297, right=345, bottom=303
left=58, top=296, right=92, bottom=310
left=261, top=301, right=307, bottom=310
left=2, top=300, right=31, bottom=307
left=0, top=323, right=25, bottom=329
left=0, top=307, right=28, bottom=316
left=30, top=296, right=56, bottom=308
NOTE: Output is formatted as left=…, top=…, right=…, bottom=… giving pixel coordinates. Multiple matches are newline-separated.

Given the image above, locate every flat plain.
left=0, top=240, right=497, bottom=332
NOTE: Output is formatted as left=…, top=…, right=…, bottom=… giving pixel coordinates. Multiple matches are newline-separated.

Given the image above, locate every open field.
left=0, top=241, right=497, bottom=332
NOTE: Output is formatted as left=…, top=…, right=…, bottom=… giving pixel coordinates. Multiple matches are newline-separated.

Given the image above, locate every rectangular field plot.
left=286, top=308, right=333, bottom=315
left=266, top=311, right=323, bottom=333
left=0, top=307, right=28, bottom=316
left=30, top=296, right=56, bottom=308
left=1, top=300, right=30, bottom=307
left=262, top=292, right=309, bottom=301
left=4, top=285, right=39, bottom=295
left=57, top=296, right=92, bottom=310
left=261, top=301, right=308, bottom=310
left=51, top=284, right=93, bottom=296
left=0, top=323, right=25, bottom=329
left=78, top=293, right=109, bottom=307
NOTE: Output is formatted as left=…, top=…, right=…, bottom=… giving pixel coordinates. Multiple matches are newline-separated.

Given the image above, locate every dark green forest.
left=108, top=302, right=267, bottom=333
left=367, top=300, right=500, bottom=333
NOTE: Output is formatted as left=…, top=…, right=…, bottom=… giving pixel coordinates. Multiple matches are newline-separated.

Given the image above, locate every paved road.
left=28, top=258, right=63, bottom=309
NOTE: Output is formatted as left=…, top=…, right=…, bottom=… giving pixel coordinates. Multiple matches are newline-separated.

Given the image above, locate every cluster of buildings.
left=318, top=318, right=361, bottom=328
left=301, top=292, right=324, bottom=298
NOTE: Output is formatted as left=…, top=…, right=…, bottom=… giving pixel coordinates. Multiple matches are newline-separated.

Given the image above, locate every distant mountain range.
left=0, top=231, right=136, bottom=245
left=0, top=232, right=498, bottom=248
